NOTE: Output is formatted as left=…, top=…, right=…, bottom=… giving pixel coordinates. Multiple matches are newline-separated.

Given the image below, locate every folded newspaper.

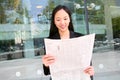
left=44, top=34, right=95, bottom=80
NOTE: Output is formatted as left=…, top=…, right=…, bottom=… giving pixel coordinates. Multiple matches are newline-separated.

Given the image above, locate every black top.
left=43, top=31, right=83, bottom=75
left=48, top=31, right=83, bottom=39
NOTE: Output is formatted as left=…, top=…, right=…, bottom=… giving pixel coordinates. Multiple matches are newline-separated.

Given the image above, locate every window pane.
left=0, top=0, right=119, bottom=80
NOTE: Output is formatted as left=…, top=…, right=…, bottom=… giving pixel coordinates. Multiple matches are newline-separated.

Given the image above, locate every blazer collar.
left=51, top=31, right=74, bottom=39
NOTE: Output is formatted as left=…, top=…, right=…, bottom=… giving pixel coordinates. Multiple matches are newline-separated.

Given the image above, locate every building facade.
left=0, top=0, right=120, bottom=80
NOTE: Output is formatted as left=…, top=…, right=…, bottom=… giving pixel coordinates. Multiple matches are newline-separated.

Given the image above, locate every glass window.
left=0, top=0, right=120, bottom=80
left=87, top=0, right=120, bottom=80
left=0, top=0, right=50, bottom=60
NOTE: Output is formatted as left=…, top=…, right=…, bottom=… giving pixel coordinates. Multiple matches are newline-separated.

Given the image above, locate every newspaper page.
left=44, top=34, right=95, bottom=80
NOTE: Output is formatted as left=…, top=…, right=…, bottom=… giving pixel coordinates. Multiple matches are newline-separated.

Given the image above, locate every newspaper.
left=44, top=34, right=95, bottom=80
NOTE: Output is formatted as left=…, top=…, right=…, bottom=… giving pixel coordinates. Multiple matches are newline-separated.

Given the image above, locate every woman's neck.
left=59, top=30, right=70, bottom=39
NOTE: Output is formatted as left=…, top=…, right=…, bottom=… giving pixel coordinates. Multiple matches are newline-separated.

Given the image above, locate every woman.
left=42, top=5, right=94, bottom=80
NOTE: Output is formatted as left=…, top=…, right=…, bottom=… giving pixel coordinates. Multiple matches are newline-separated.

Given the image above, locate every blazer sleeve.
left=42, top=41, right=51, bottom=75
left=43, top=64, right=50, bottom=75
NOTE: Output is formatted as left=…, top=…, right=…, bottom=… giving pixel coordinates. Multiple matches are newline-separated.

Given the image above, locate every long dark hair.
left=49, top=5, right=74, bottom=37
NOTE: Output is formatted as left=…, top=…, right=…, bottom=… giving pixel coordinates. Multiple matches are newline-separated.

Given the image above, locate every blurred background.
left=0, top=0, right=120, bottom=80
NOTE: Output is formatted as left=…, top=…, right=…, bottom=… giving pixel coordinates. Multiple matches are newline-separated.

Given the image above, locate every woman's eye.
left=56, top=19, right=60, bottom=21
left=64, top=18, right=68, bottom=20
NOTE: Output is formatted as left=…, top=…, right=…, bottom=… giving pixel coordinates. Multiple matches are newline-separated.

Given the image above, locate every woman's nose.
left=60, top=20, right=64, bottom=24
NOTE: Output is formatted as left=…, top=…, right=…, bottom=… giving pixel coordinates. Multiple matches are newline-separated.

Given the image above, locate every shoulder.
left=74, top=32, right=84, bottom=37
left=70, top=31, right=84, bottom=38
left=48, top=33, right=60, bottom=39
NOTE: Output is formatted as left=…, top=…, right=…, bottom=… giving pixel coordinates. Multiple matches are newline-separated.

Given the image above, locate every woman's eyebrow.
left=64, top=15, right=69, bottom=18
left=55, top=15, right=68, bottom=19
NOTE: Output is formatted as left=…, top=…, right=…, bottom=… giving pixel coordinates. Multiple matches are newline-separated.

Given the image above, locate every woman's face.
left=54, top=9, right=70, bottom=32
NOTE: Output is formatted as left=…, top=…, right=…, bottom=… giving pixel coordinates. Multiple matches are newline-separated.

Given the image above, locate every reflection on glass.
left=0, top=0, right=119, bottom=62
left=0, top=0, right=49, bottom=61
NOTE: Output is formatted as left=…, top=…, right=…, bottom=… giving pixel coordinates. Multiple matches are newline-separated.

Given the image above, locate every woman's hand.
left=42, top=54, right=55, bottom=67
left=84, top=66, right=94, bottom=76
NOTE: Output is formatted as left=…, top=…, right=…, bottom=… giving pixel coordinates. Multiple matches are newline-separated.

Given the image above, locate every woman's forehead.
left=55, top=9, right=69, bottom=18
